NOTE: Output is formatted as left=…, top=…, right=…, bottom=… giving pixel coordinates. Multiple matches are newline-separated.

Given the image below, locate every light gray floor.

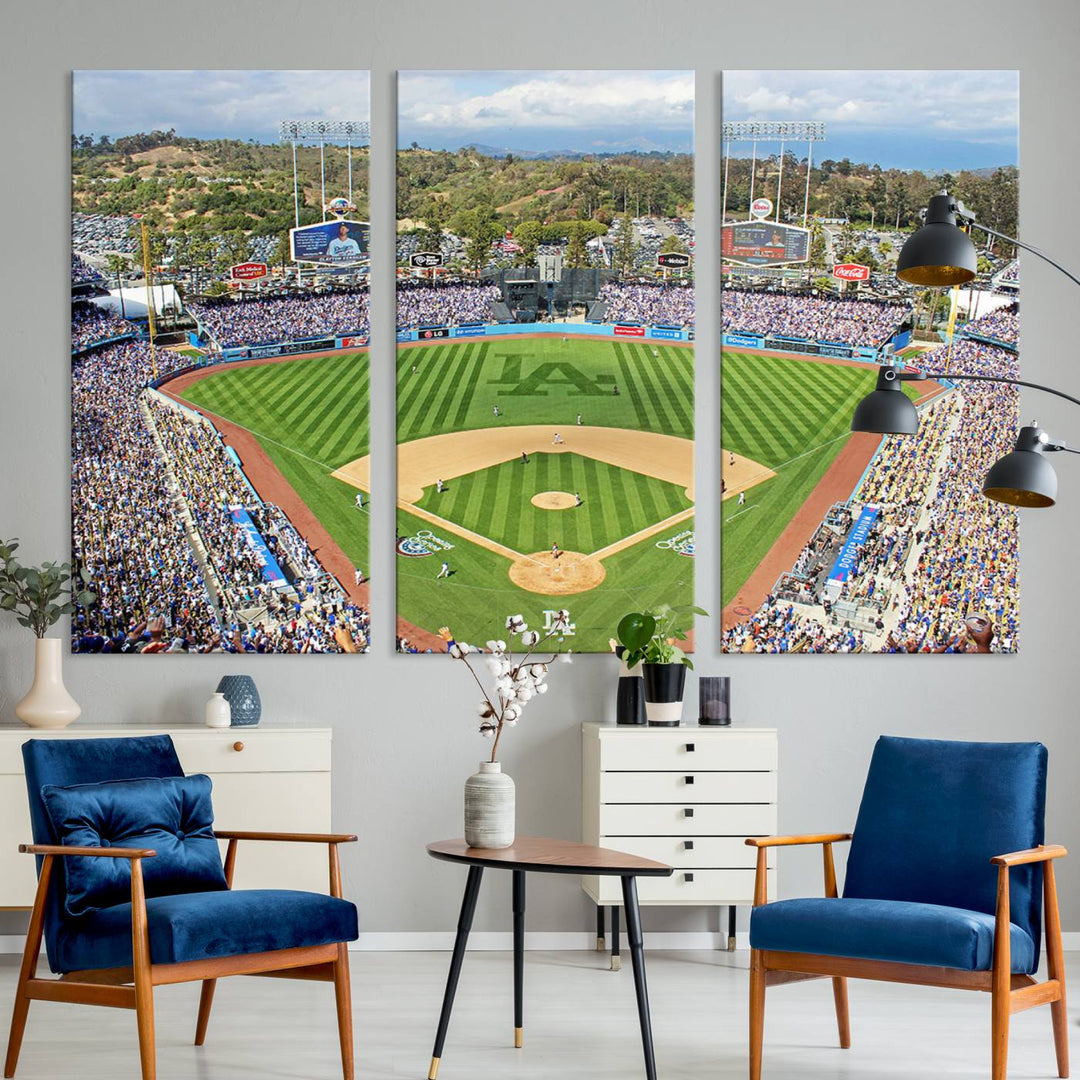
left=0, top=950, right=1074, bottom=1079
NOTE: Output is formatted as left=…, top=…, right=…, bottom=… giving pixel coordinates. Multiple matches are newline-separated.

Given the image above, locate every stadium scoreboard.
left=722, top=221, right=810, bottom=267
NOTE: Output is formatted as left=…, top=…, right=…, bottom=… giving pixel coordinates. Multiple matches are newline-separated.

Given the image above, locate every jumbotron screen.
left=722, top=221, right=810, bottom=266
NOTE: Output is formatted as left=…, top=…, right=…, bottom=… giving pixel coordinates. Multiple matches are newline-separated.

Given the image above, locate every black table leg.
left=728, top=904, right=737, bottom=952
left=621, top=875, right=658, bottom=1080
left=596, top=903, right=606, bottom=951
left=610, top=903, right=621, bottom=971
left=429, top=865, right=483, bottom=1080
left=513, top=869, right=525, bottom=1049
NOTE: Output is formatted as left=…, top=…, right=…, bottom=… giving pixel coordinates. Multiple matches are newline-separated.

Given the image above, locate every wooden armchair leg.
left=749, top=949, right=766, bottom=1080
left=4, top=856, right=52, bottom=1079
left=194, top=979, right=217, bottom=1046
left=831, top=977, right=851, bottom=1049
left=1044, top=861, right=1069, bottom=1079
left=131, top=861, right=156, bottom=1080
left=333, top=943, right=354, bottom=1080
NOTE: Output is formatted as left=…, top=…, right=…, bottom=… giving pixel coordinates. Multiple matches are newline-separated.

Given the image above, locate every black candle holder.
left=698, top=676, right=731, bottom=726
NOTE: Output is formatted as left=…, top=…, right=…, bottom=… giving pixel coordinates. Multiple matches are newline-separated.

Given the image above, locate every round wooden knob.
left=232, top=741, right=245, bottom=752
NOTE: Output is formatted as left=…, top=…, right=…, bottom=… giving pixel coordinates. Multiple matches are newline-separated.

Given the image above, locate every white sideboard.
left=582, top=722, right=777, bottom=957
left=0, top=726, right=333, bottom=907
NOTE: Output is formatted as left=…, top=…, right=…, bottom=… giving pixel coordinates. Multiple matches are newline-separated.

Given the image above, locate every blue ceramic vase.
left=216, top=675, right=261, bottom=727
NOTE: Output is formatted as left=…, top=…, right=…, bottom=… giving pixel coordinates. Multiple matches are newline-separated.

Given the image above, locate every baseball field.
left=386, top=336, right=694, bottom=652
left=721, top=350, right=919, bottom=609
left=175, top=349, right=371, bottom=575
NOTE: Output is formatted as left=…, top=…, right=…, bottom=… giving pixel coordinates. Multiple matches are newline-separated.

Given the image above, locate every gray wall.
left=2, top=0, right=1078, bottom=939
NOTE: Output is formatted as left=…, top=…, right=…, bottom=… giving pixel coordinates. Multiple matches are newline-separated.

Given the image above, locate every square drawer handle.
left=684, top=775, right=695, bottom=785
left=683, top=873, right=695, bottom=883
left=685, top=742, right=695, bottom=752
left=684, top=808, right=694, bottom=818
left=684, top=840, right=694, bottom=851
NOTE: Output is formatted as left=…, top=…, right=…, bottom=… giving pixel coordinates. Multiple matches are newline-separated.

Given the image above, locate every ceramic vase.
left=205, top=692, right=231, bottom=729
left=464, top=761, right=515, bottom=849
left=642, top=662, right=687, bottom=726
left=615, top=645, right=646, bottom=725
left=216, top=675, right=261, bottom=726
left=15, top=638, right=81, bottom=729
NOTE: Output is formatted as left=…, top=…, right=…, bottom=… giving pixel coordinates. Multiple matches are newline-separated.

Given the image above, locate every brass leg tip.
left=610, top=956, right=621, bottom=972
left=514, top=1027, right=523, bottom=1049
left=728, top=936, right=737, bottom=952
left=595, top=937, right=605, bottom=951
left=428, top=1057, right=440, bottom=1079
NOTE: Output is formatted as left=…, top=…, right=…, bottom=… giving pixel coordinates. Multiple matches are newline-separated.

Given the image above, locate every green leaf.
left=616, top=612, right=655, bottom=652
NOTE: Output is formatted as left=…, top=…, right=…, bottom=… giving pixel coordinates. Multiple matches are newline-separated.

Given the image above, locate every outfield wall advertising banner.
left=71, top=69, right=372, bottom=655
left=721, top=68, right=1019, bottom=655
left=396, top=68, right=695, bottom=653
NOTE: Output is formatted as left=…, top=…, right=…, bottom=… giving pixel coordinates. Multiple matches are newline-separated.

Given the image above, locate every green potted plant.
left=616, top=604, right=706, bottom=726
left=0, top=538, right=95, bottom=728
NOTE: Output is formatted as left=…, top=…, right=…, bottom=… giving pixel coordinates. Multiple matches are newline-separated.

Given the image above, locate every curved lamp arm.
left=975, top=223, right=1080, bottom=292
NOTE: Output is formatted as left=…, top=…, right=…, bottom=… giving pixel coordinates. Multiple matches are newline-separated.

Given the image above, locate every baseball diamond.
left=394, top=337, right=694, bottom=652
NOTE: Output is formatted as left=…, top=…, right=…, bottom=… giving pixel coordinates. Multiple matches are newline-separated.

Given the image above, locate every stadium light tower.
left=721, top=121, right=825, bottom=227
left=279, top=120, right=370, bottom=227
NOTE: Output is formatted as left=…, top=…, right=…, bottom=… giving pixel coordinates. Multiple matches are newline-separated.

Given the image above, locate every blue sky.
left=723, top=71, right=1018, bottom=171
left=398, top=71, right=694, bottom=154
left=73, top=71, right=370, bottom=143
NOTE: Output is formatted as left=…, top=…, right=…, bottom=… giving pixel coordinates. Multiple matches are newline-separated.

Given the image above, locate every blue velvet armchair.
left=3, top=735, right=359, bottom=1080
left=747, top=736, right=1068, bottom=1080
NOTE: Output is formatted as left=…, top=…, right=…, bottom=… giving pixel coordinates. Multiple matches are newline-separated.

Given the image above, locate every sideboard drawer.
left=600, top=835, right=772, bottom=870
left=601, top=770, right=776, bottom=804
left=589, top=867, right=776, bottom=906
left=600, top=802, right=776, bottom=836
left=172, top=730, right=332, bottom=774
left=599, top=731, right=777, bottom=773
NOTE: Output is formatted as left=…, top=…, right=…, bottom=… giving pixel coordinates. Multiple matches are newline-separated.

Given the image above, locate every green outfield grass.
left=178, top=350, right=370, bottom=572
left=415, top=452, right=691, bottom=555
left=398, top=337, right=694, bottom=649
left=721, top=351, right=916, bottom=607
left=398, top=338, right=693, bottom=440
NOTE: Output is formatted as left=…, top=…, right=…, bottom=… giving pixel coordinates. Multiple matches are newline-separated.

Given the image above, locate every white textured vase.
left=15, top=638, right=81, bottom=729
left=464, top=761, right=515, bottom=849
left=205, top=692, right=231, bottom=729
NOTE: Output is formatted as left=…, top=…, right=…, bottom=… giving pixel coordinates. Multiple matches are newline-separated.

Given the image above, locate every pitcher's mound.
left=509, top=551, right=606, bottom=595
left=531, top=491, right=577, bottom=510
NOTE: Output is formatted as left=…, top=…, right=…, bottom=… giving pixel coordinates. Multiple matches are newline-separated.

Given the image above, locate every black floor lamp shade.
left=851, top=374, right=920, bottom=435
left=896, top=193, right=978, bottom=287
left=982, top=427, right=1059, bottom=507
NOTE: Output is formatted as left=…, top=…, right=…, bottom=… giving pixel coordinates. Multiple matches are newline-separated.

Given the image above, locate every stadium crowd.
left=599, top=281, right=695, bottom=327
left=396, top=281, right=500, bottom=328
left=71, top=254, right=102, bottom=286
left=962, top=302, right=1019, bottom=347
left=724, top=306, right=1021, bottom=654
left=71, top=336, right=369, bottom=653
left=189, top=289, right=370, bottom=349
left=722, top=288, right=910, bottom=347
left=72, top=305, right=138, bottom=351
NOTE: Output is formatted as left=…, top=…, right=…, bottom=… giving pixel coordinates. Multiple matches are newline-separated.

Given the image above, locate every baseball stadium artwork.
left=393, top=71, right=695, bottom=653
left=720, top=70, right=1020, bottom=654
left=71, top=71, right=371, bottom=654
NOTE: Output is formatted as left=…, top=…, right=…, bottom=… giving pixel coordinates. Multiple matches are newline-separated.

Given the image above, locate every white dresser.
left=582, top=722, right=777, bottom=958
left=0, top=726, right=333, bottom=907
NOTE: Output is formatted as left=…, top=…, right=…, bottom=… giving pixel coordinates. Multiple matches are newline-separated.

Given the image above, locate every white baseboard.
left=3, top=931, right=1079, bottom=954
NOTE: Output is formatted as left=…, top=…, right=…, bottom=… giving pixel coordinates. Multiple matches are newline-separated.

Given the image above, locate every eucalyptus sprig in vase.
left=446, top=611, right=571, bottom=849
left=0, top=538, right=96, bottom=728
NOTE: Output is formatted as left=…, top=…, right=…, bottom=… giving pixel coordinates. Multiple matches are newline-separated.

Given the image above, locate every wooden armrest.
left=19, top=843, right=156, bottom=859
left=991, top=844, right=1067, bottom=867
left=213, top=830, right=358, bottom=844
left=746, top=833, right=852, bottom=849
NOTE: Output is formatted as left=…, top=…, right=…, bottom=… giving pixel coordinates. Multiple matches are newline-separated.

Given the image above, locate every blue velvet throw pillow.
left=41, top=774, right=228, bottom=917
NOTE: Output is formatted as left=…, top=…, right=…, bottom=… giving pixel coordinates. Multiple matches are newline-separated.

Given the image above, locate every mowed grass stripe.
left=398, top=344, right=456, bottom=434
left=627, top=346, right=678, bottom=434
left=431, top=346, right=474, bottom=432
left=453, top=344, right=489, bottom=429
left=646, top=352, right=693, bottom=435
left=612, top=343, right=651, bottom=430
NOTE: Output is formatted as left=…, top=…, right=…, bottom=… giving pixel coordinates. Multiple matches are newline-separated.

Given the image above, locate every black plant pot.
left=614, top=646, right=646, bottom=725
left=642, top=663, right=686, bottom=727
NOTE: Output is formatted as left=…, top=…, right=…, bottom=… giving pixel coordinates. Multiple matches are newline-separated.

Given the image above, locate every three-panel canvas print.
left=68, top=68, right=1019, bottom=656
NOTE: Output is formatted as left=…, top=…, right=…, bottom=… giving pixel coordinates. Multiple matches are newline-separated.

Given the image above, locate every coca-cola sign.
left=832, top=263, right=871, bottom=282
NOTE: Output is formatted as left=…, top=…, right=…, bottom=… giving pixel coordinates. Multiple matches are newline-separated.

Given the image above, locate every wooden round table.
left=425, top=836, right=673, bottom=1080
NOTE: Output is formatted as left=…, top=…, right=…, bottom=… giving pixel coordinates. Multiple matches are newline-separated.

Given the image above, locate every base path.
left=335, top=425, right=694, bottom=504
left=722, top=450, right=775, bottom=499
